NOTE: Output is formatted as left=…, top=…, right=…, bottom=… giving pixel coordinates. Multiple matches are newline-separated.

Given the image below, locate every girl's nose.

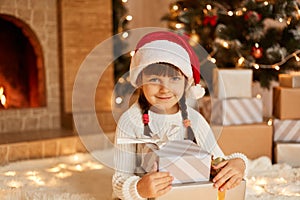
left=159, top=82, right=171, bottom=93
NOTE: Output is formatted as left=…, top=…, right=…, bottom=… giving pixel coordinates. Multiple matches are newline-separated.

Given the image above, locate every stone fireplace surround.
left=0, top=0, right=115, bottom=164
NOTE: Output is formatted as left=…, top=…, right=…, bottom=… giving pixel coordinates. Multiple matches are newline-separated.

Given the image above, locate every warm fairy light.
left=274, top=65, right=280, bottom=70
left=115, top=97, right=123, bottom=104
left=58, top=163, right=67, bottom=169
left=264, top=1, right=269, bottom=6
left=294, top=54, right=300, bottom=62
left=275, top=177, right=287, bottom=183
left=267, top=119, right=273, bottom=126
left=253, top=185, right=265, bottom=193
left=256, top=178, right=267, bottom=186
left=46, top=166, right=61, bottom=173
left=130, top=50, right=135, bottom=57
left=206, top=4, right=212, bottom=11
left=75, top=164, right=83, bottom=171
left=238, top=57, right=245, bottom=66
left=55, top=171, right=72, bottom=179
left=278, top=18, right=284, bottom=22
left=235, top=10, right=243, bottom=16
left=85, top=162, right=104, bottom=170
left=125, top=15, right=133, bottom=21
left=227, top=11, right=234, bottom=16
left=255, top=43, right=259, bottom=48
left=242, top=7, right=247, bottom=12
left=222, top=41, right=229, bottom=48
left=122, top=32, right=129, bottom=39
left=256, top=94, right=261, bottom=99
left=26, top=171, right=38, bottom=176
left=172, top=5, right=179, bottom=11
left=209, top=57, right=216, bottom=63
left=175, top=23, right=184, bottom=29
left=73, top=155, right=79, bottom=162
left=121, top=0, right=127, bottom=3
left=4, top=171, right=16, bottom=176
left=7, top=180, right=23, bottom=188
left=254, top=64, right=260, bottom=69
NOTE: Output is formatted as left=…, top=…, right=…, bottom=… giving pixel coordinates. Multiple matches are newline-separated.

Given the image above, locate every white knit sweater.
left=112, top=102, right=248, bottom=200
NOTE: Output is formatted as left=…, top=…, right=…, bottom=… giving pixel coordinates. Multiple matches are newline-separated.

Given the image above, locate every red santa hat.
left=129, top=31, right=205, bottom=99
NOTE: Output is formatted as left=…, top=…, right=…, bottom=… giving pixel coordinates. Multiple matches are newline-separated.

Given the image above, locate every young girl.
left=112, top=31, right=247, bottom=200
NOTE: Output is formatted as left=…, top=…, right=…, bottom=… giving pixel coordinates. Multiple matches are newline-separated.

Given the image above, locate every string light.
left=254, top=64, right=260, bottom=69
left=206, top=4, right=212, bottom=11
left=172, top=5, right=179, bottom=11
left=175, top=23, right=184, bottom=29
left=227, top=11, right=234, bottom=16
left=125, top=15, right=133, bottom=21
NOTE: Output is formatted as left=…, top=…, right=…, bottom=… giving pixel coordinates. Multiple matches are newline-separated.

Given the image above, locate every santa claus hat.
left=129, top=31, right=205, bottom=99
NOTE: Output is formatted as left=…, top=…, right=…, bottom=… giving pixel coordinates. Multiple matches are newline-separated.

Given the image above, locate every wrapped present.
left=273, top=87, right=300, bottom=119
left=210, top=98, right=263, bottom=126
left=252, top=81, right=279, bottom=117
left=213, top=68, right=252, bottom=99
left=212, top=123, right=273, bottom=159
left=275, top=142, right=300, bottom=167
left=279, top=74, right=300, bottom=88
left=273, top=119, right=300, bottom=142
left=157, top=180, right=246, bottom=200
left=117, top=138, right=211, bottom=184
left=141, top=140, right=211, bottom=184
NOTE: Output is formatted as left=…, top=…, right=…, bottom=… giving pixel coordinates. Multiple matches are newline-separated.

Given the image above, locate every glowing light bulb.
left=209, top=57, right=216, bottom=63
left=267, top=119, right=273, bottom=126
left=227, top=11, right=234, bottom=16
left=121, top=0, right=127, bottom=2
left=274, top=65, right=280, bottom=70
left=122, top=32, right=129, bottom=39
left=223, top=41, right=229, bottom=48
left=175, top=23, right=184, bottom=29
left=115, top=97, right=123, bottom=104
left=130, top=50, right=135, bottom=57
left=172, top=5, right=179, bottom=11
left=295, top=54, right=300, bottom=62
left=238, top=57, right=245, bottom=66
left=256, top=94, right=261, bottom=99
left=278, top=18, right=283, bottom=22
left=264, top=1, right=269, bottom=6
left=206, top=4, right=212, bottom=10
left=254, top=64, right=260, bottom=69
left=126, top=15, right=133, bottom=21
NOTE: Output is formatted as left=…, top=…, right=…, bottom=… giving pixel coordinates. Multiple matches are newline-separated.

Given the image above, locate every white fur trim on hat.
left=129, top=40, right=193, bottom=87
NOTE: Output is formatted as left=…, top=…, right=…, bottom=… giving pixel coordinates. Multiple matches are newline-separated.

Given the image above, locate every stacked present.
left=211, top=69, right=273, bottom=160
left=273, top=73, right=300, bottom=167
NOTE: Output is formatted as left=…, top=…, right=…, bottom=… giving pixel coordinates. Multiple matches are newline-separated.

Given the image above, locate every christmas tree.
left=162, top=0, right=300, bottom=88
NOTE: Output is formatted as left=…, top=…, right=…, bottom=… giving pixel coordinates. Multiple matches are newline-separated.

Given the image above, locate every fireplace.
left=0, top=0, right=61, bottom=134
left=0, top=14, right=46, bottom=109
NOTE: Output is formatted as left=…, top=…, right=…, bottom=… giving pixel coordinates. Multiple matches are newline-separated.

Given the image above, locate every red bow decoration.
left=203, top=15, right=218, bottom=26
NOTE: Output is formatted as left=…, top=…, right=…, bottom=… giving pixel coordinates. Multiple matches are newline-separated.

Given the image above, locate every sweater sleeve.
left=112, top=106, right=146, bottom=200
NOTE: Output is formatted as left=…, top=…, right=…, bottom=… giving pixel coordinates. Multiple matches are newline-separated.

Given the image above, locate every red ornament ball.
left=251, top=46, right=263, bottom=59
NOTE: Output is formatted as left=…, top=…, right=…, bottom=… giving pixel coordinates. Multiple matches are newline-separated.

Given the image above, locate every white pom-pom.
left=189, top=84, right=205, bottom=99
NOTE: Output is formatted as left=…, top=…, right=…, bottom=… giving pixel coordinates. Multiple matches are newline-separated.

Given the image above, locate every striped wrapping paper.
left=141, top=140, right=211, bottom=184
left=211, top=98, right=263, bottom=126
left=274, top=119, right=300, bottom=142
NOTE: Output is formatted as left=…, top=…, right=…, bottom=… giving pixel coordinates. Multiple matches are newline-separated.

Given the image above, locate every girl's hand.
left=137, top=162, right=173, bottom=198
left=212, top=158, right=245, bottom=191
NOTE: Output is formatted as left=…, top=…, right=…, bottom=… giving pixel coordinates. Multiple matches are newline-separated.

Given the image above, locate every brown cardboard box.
left=157, top=180, right=246, bottom=200
left=212, top=123, right=273, bottom=159
left=273, top=87, right=300, bottom=119
left=279, top=74, right=300, bottom=88
left=275, top=142, right=300, bottom=167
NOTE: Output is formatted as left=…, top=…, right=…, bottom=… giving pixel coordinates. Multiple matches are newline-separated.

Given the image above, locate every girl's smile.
left=141, top=74, right=185, bottom=114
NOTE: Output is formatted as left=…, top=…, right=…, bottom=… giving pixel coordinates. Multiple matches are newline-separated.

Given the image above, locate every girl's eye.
left=171, top=76, right=182, bottom=81
left=148, top=78, right=160, bottom=83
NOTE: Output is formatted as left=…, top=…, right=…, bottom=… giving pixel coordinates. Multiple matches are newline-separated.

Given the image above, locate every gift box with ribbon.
left=117, top=138, right=211, bottom=184
left=213, top=68, right=252, bottom=99
left=273, top=119, right=300, bottom=142
left=210, top=97, right=263, bottom=126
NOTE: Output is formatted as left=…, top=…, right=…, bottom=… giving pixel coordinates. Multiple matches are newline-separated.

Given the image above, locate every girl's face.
left=141, top=72, right=185, bottom=114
